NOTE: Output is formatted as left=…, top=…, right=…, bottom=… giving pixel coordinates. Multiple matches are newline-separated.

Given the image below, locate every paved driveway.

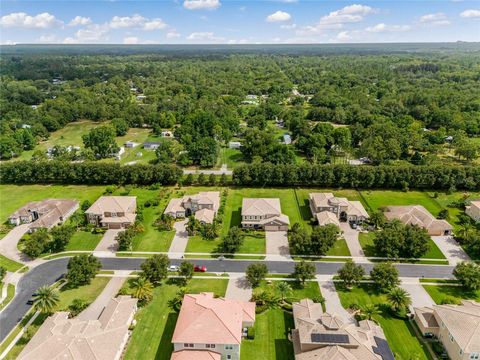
left=316, top=275, right=354, bottom=323
left=0, top=224, right=31, bottom=264
left=339, top=223, right=368, bottom=263
left=94, top=229, right=121, bottom=255
left=225, top=273, right=252, bottom=302
left=265, top=231, right=291, bottom=261
left=77, top=275, right=127, bottom=320
left=431, top=236, right=470, bottom=265
left=168, top=220, right=188, bottom=259
left=399, top=277, right=435, bottom=312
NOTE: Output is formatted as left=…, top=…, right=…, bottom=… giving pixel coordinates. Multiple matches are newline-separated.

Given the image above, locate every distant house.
left=30, top=105, right=38, bottom=110
left=383, top=205, right=453, bottom=236
left=292, top=298, right=394, bottom=360
left=20, top=124, right=32, bottom=129
left=229, top=141, right=242, bottom=149
left=466, top=200, right=480, bottom=222
left=414, top=300, right=480, bottom=360
left=144, top=142, right=161, bottom=150
left=9, top=199, right=79, bottom=232
left=114, top=146, right=125, bottom=161
left=241, top=198, right=290, bottom=231
left=283, top=134, right=292, bottom=145
left=171, top=292, right=255, bottom=360
left=85, top=196, right=137, bottom=229
left=164, top=192, right=220, bottom=225
left=245, top=94, right=258, bottom=100
left=161, top=130, right=173, bottom=138
left=125, top=141, right=136, bottom=148
left=18, top=296, right=138, bottom=360
left=309, top=193, right=369, bottom=226
left=136, top=95, right=147, bottom=100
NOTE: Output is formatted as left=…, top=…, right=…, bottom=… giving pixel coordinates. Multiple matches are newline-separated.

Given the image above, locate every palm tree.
left=457, top=224, right=472, bottom=241
left=33, top=285, right=60, bottom=314
left=186, top=216, right=198, bottom=236
left=360, top=304, right=380, bottom=320
left=387, top=287, right=411, bottom=313
left=276, top=281, right=292, bottom=302
left=132, top=277, right=153, bottom=301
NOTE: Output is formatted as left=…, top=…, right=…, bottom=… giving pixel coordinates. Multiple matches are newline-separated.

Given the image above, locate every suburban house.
left=171, top=292, right=255, bottom=360
left=164, top=192, right=220, bottom=225
left=414, top=300, right=480, bottom=360
left=143, top=141, right=160, bottom=150
left=241, top=198, right=290, bottom=231
left=161, top=130, right=173, bottom=137
left=292, top=298, right=394, bottom=360
left=9, top=199, right=79, bottom=232
left=229, top=141, right=242, bottom=149
left=85, top=196, right=137, bottom=229
left=309, top=193, right=369, bottom=226
left=466, top=200, right=480, bottom=222
left=383, top=205, right=453, bottom=236
left=18, top=296, right=138, bottom=360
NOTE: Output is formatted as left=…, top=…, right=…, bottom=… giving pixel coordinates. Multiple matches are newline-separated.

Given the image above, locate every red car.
left=194, top=265, right=207, bottom=272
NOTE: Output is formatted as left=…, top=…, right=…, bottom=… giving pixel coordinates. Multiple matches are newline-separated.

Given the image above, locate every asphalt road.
left=0, top=257, right=455, bottom=343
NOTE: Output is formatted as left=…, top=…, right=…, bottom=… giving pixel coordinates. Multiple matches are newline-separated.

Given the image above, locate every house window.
left=470, top=354, right=479, bottom=360
left=448, top=333, right=453, bottom=342
left=183, top=343, right=194, bottom=348
left=206, top=344, right=215, bottom=349
left=111, top=212, right=117, bottom=217
left=225, top=345, right=233, bottom=350
left=226, top=356, right=232, bottom=360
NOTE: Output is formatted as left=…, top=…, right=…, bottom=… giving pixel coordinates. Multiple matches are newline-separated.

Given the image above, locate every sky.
left=0, top=0, right=479, bottom=45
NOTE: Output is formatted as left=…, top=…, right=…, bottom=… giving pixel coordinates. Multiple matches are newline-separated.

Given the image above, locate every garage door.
left=109, top=223, right=122, bottom=229
left=265, top=225, right=279, bottom=231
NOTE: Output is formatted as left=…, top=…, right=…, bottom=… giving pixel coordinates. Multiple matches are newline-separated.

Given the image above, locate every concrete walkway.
left=0, top=224, right=31, bottom=264
left=93, top=229, right=121, bottom=256
left=316, top=275, right=355, bottom=323
left=339, top=223, right=369, bottom=263
left=399, top=277, right=435, bottom=312
left=76, top=274, right=128, bottom=321
left=265, top=231, right=291, bottom=261
left=168, top=220, right=189, bottom=259
left=225, top=273, right=252, bottom=302
left=431, top=236, right=470, bottom=265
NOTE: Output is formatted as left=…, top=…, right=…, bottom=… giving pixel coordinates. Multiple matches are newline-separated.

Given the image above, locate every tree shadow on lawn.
left=273, top=311, right=294, bottom=360
left=154, top=312, right=178, bottom=360
left=299, top=199, right=314, bottom=223
left=230, top=209, right=242, bottom=228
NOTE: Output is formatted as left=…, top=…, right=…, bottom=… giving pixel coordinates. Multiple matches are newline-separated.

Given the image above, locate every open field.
left=124, top=278, right=228, bottom=360
left=218, top=147, right=245, bottom=169
left=336, top=283, right=431, bottom=360
left=422, top=285, right=480, bottom=304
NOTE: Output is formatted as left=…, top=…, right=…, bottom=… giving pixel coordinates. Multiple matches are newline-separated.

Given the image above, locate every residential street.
left=0, top=256, right=457, bottom=343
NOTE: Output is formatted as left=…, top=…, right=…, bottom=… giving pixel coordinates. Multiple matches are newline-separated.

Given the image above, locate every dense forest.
left=1, top=44, right=479, bottom=167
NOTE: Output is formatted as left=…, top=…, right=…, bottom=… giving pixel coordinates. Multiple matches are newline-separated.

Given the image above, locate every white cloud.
left=183, top=0, right=221, bottom=10
left=64, top=24, right=109, bottom=43
left=419, top=12, right=450, bottom=25
left=1, top=40, right=16, bottom=45
left=266, top=11, right=292, bottom=22
left=143, top=18, right=167, bottom=30
left=37, top=34, right=57, bottom=43
left=365, top=23, right=411, bottom=33
left=460, top=9, right=480, bottom=18
left=227, top=38, right=249, bottom=44
left=334, top=31, right=352, bottom=41
left=166, top=31, right=181, bottom=38
left=281, top=23, right=297, bottom=29
left=298, top=4, right=376, bottom=34
left=123, top=36, right=139, bottom=44
left=186, top=31, right=224, bottom=41
left=68, top=16, right=92, bottom=26
left=109, top=14, right=167, bottom=30
left=0, top=12, right=62, bottom=29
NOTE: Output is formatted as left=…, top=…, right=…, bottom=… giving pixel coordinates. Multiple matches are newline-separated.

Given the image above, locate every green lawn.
left=0, top=284, right=15, bottom=310
left=65, top=231, right=102, bottom=251
left=124, top=278, right=228, bottom=360
left=0, top=254, right=23, bottom=272
left=422, top=285, right=480, bottom=304
left=218, top=147, right=246, bottom=169
left=239, top=232, right=266, bottom=254
left=116, top=128, right=163, bottom=165
left=359, top=231, right=446, bottom=260
left=241, top=309, right=294, bottom=360
left=360, top=190, right=441, bottom=216
left=254, top=280, right=322, bottom=303
left=185, top=234, right=221, bottom=253
left=326, top=238, right=351, bottom=256
left=335, top=283, right=430, bottom=360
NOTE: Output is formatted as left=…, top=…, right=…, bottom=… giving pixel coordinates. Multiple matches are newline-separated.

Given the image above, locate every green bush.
left=281, top=303, right=293, bottom=311
left=255, top=305, right=268, bottom=314
left=247, top=326, right=255, bottom=340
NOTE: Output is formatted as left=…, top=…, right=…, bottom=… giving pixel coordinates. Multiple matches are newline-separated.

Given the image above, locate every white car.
left=168, top=265, right=179, bottom=272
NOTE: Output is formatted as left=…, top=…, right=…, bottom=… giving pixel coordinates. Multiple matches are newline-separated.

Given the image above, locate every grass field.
left=241, top=309, right=294, bottom=360
left=0, top=254, right=23, bottom=272
left=254, top=280, right=322, bottom=302
left=336, top=283, right=431, bottom=360
left=422, top=285, right=480, bottom=304
left=218, top=147, right=246, bottom=169
left=124, top=278, right=228, bottom=360
left=65, top=231, right=102, bottom=251
left=326, top=238, right=351, bottom=256
left=0, top=284, right=15, bottom=310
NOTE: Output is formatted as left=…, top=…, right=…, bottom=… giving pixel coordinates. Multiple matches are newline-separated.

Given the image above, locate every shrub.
left=247, top=327, right=255, bottom=339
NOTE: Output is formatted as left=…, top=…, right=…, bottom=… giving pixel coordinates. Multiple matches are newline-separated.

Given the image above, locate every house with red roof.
left=171, top=292, right=255, bottom=360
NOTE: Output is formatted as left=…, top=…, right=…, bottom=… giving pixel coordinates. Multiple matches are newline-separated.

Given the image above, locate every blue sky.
left=1, top=1, right=479, bottom=44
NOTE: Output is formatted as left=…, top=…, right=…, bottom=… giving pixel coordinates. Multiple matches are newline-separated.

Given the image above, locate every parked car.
left=194, top=265, right=207, bottom=272
left=168, top=265, right=179, bottom=272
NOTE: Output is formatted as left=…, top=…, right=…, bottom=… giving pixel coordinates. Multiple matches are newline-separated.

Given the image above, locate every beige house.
left=383, top=205, right=453, bottom=236
left=414, top=300, right=480, bottom=360
left=18, top=296, right=138, bottom=360
left=171, top=292, right=255, bottom=360
left=241, top=198, right=290, bottom=231
left=292, top=298, right=394, bottom=360
left=466, top=200, right=480, bottom=223
left=9, top=199, right=79, bottom=233
left=85, top=196, right=137, bottom=229
left=309, top=193, right=369, bottom=226
left=164, top=192, right=220, bottom=225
